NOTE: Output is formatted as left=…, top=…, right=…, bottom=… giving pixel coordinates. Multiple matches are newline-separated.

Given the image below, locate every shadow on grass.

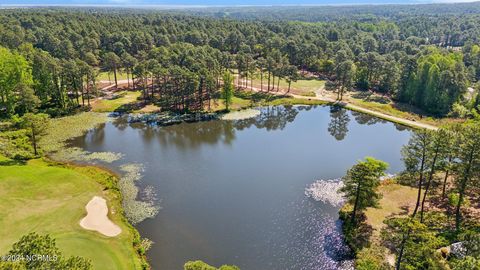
left=113, top=102, right=144, bottom=113
left=235, top=89, right=288, bottom=103
left=351, top=91, right=390, bottom=104
left=0, top=159, right=27, bottom=166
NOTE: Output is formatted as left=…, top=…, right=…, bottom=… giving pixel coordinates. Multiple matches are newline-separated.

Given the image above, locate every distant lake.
left=73, top=105, right=412, bottom=270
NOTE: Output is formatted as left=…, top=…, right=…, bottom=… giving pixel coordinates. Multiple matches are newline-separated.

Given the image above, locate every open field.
left=365, top=182, right=418, bottom=235
left=97, top=71, right=129, bottom=82
left=241, top=73, right=325, bottom=96
left=0, top=156, right=142, bottom=270
left=91, top=91, right=142, bottom=112
left=209, top=96, right=253, bottom=111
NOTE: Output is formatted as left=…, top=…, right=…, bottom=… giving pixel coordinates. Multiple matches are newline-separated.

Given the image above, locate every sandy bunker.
left=80, top=196, right=122, bottom=237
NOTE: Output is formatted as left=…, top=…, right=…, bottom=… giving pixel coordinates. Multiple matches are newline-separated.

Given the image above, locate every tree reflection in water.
left=327, top=106, right=350, bottom=141
left=234, top=105, right=300, bottom=131
left=351, top=111, right=386, bottom=126
left=111, top=105, right=301, bottom=150
left=110, top=105, right=407, bottom=148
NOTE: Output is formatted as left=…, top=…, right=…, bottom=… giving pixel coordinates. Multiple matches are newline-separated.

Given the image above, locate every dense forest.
left=178, top=2, right=480, bottom=22
left=1, top=5, right=480, bottom=118
left=0, top=4, right=480, bottom=270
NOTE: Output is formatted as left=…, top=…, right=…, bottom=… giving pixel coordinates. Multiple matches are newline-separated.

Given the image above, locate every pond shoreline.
left=36, top=112, right=151, bottom=269
left=69, top=105, right=410, bottom=269
left=36, top=103, right=412, bottom=269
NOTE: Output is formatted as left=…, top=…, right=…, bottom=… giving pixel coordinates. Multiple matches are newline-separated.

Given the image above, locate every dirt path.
left=236, top=83, right=437, bottom=130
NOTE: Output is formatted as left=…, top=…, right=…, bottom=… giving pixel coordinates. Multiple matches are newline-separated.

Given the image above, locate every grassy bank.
left=345, top=98, right=457, bottom=128
left=0, top=155, right=144, bottom=269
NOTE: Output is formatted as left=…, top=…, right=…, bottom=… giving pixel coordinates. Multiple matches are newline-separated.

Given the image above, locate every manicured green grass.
left=266, top=97, right=328, bottom=106
left=210, top=96, right=253, bottom=111
left=92, top=91, right=141, bottom=112
left=285, top=78, right=325, bottom=92
left=97, top=71, right=129, bottom=81
left=0, top=157, right=142, bottom=270
left=249, top=73, right=325, bottom=93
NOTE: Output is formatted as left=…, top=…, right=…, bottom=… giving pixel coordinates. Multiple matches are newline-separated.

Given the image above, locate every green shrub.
left=339, top=203, right=354, bottom=221
left=448, top=193, right=470, bottom=208
left=0, top=129, right=35, bottom=159
left=356, top=245, right=389, bottom=270
left=450, top=256, right=480, bottom=270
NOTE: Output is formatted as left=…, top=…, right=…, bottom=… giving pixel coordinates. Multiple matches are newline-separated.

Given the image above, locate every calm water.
left=73, top=105, right=412, bottom=270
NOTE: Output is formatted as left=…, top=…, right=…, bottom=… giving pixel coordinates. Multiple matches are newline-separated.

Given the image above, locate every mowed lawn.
left=97, top=71, right=129, bottom=81
left=248, top=73, right=325, bottom=95
left=91, top=91, right=142, bottom=112
left=0, top=156, right=142, bottom=270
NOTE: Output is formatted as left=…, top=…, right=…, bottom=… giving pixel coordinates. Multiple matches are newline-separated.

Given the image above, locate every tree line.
left=1, top=8, right=480, bottom=118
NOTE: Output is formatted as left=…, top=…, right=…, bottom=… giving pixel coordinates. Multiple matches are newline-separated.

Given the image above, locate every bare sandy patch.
left=80, top=196, right=122, bottom=237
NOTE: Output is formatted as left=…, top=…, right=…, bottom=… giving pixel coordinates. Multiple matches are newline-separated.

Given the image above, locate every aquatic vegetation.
left=40, top=112, right=109, bottom=153
left=126, top=112, right=219, bottom=126
left=50, top=147, right=123, bottom=163
left=305, top=179, right=345, bottom=207
left=221, top=109, right=261, bottom=120
left=119, top=164, right=160, bottom=224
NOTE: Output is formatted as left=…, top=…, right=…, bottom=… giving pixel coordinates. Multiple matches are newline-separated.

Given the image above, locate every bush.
left=325, top=80, right=338, bottom=91
left=448, top=193, right=470, bottom=208
left=0, top=129, right=35, bottom=159
left=450, top=103, right=471, bottom=118
left=339, top=203, right=354, bottom=221
left=356, top=245, right=390, bottom=270
left=450, top=256, right=480, bottom=270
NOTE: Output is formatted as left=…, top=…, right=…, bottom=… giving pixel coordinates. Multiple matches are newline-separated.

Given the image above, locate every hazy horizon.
left=1, top=0, right=478, bottom=8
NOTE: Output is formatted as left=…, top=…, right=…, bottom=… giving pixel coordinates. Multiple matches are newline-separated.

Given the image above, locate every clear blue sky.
left=0, top=0, right=474, bottom=6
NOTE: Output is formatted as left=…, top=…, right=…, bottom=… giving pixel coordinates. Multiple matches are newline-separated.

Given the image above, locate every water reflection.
left=110, top=105, right=409, bottom=147
left=110, top=105, right=302, bottom=149
left=328, top=107, right=350, bottom=141
left=234, top=105, right=300, bottom=131
left=351, top=111, right=386, bottom=126
left=73, top=105, right=411, bottom=270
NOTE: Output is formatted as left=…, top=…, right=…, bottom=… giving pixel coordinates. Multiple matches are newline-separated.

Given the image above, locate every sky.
left=1, top=0, right=477, bottom=7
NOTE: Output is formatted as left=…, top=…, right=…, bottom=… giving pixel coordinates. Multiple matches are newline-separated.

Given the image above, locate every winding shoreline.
left=37, top=100, right=430, bottom=269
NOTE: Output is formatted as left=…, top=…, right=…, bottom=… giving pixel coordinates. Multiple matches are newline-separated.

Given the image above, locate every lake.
left=73, top=105, right=412, bottom=270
